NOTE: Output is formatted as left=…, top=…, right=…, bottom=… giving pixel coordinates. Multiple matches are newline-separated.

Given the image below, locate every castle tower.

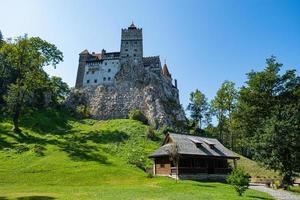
left=120, top=22, right=143, bottom=63
left=75, top=49, right=89, bottom=88
left=162, top=63, right=172, bottom=81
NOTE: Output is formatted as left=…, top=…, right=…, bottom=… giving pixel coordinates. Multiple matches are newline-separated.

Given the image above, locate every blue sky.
left=1, top=0, right=299, bottom=109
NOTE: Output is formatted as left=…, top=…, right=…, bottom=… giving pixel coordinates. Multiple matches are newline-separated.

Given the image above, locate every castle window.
left=87, top=80, right=90, bottom=84
left=133, top=54, right=136, bottom=57
left=86, top=71, right=89, bottom=74
left=108, top=69, right=111, bottom=72
left=127, top=54, right=129, bottom=57
left=94, top=79, right=97, bottom=83
left=105, top=62, right=107, bottom=65
left=125, top=49, right=128, bottom=52
left=134, top=49, right=137, bottom=52
left=126, top=42, right=128, bottom=44
left=108, top=77, right=111, bottom=81
left=112, top=62, right=114, bottom=64
left=92, top=71, right=95, bottom=74
left=134, top=41, right=137, bottom=44
left=103, top=77, right=106, bottom=81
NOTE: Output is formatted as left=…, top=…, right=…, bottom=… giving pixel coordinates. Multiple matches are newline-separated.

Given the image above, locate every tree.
left=227, top=168, right=250, bottom=196
left=49, top=76, right=70, bottom=105
left=211, top=81, right=237, bottom=148
left=1, top=36, right=63, bottom=132
left=166, top=142, right=180, bottom=182
left=0, top=30, right=3, bottom=46
left=187, top=89, right=209, bottom=131
left=234, top=56, right=300, bottom=186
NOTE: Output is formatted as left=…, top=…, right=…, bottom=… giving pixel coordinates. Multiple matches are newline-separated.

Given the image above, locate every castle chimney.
left=175, top=79, right=177, bottom=88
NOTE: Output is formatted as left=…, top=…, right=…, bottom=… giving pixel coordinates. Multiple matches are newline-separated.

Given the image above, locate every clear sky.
left=1, top=0, right=299, bottom=108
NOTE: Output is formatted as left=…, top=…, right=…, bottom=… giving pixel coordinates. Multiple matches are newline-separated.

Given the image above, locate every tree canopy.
left=0, top=35, right=63, bottom=132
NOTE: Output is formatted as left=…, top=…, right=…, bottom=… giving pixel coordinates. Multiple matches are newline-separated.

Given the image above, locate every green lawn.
left=0, top=109, right=274, bottom=199
left=289, top=186, right=300, bottom=194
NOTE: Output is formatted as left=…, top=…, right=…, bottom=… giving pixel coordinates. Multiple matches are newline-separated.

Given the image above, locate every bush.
left=227, top=168, right=250, bottom=196
left=75, top=105, right=90, bottom=119
left=15, top=144, right=29, bottom=154
left=147, top=172, right=154, bottom=178
left=33, top=144, right=46, bottom=156
left=128, top=109, right=148, bottom=125
left=127, top=149, right=148, bottom=171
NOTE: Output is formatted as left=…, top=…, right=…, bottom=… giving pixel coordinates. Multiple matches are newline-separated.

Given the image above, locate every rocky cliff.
left=67, top=59, right=186, bottom=128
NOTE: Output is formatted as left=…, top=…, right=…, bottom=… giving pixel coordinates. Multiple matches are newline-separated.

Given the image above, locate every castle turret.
left=75, top=49, right=90, bottom=88
left=162, top=63, right=172, bottom=81
left=120, top=22, right=143, bottom=63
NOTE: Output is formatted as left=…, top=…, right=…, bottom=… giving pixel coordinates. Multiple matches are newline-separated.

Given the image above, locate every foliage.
left=0, top=35, right=63, bottom=132
left=187, top=89, right=210, bottom=131
left=288, top=186, right=300, bottom=194
left=233, top=56, right=300, bottom=186
left=211, top=81, right=237, bottom=148
left=166, top=142, right=180, bottom=182
left=128, top=109, right=148, bottom=125
left=227, top=168, right=250, bottom=196
left=127, top=146, right=150, bottom=171
left=48, top=76, right=70, bottom=105
left=75, top=105, right=90, bottom=119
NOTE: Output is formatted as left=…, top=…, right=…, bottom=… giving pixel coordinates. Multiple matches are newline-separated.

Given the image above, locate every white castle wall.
left=83, top=59, right=120, bottom=86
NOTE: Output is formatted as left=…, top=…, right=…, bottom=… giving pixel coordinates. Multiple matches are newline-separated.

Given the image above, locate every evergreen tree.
left=234, top=56, right=300, bottom=186
left=187, top=89, right=209, bottom=131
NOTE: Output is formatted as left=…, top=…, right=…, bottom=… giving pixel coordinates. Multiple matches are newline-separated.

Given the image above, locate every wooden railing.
left=171, top=167, right=231, bottom=174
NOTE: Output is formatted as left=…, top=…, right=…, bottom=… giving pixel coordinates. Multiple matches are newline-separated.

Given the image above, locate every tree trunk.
left=12, top=106, right=21, bottom=133
left=282, top=172, right=293, bottom=189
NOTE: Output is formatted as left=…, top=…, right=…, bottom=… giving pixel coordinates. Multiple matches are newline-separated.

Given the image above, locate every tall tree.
left=187, top=89, right=209, bottom=131
left=234, top=56, right=300, bottom=186
left=211, top=81, right=237, bottom=148
left=1, top=36, right=63, bottom=132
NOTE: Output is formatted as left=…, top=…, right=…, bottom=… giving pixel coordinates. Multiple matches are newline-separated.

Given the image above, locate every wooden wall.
left=154, top=157, right=171, bottom=175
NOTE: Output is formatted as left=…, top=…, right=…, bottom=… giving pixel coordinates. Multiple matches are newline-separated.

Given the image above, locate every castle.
left=70, top=23, right=186, bottom=127
left=75, top=22, right=175, bottom=89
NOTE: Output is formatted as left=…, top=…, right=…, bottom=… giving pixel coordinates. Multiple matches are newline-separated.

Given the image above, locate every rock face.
left=69, top=23, right=186, bottom=128
left=67, top=59, right=186, bottom=128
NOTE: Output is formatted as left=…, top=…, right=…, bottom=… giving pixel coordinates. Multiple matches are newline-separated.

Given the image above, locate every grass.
left=289, top=186, right=300, bottom=194
left=229, top=155, right=279, bottom=180
left=0, top=109, right=275, bottom=199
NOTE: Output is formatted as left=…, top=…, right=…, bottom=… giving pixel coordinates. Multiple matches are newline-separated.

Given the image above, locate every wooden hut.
left=149, top=133, right=239, bottom=180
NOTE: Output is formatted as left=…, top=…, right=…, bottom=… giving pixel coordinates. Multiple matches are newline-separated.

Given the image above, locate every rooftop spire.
left=128, top=21, right=137, bottom=29
left=162, top=63, right=172, bottom=79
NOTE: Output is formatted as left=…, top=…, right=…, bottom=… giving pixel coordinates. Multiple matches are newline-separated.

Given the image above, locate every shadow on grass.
left=16, top=196, right=56, bottom=200
left=0, top=110, right=135, bottom=165
left=85, top=130, right=129, bottom=144
left=20, top=109, right=73, bottom=135
left=246, top=195, right=273, bottom=200
left=0, top=197, right=8, bottom=200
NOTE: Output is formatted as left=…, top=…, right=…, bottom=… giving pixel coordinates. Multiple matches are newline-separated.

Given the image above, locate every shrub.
left=128, top=109, right=148, bottom=125
left=33, top=144, right=46, bottom=156
left=227, top=168, right=250, bottom=196
left=127, top=149, right=148, bottom=171
left=15, top=144, right=30, bottom=154
left=147, top=172, right=154, bottom=178
left=75, top=105, right=90, bottom=119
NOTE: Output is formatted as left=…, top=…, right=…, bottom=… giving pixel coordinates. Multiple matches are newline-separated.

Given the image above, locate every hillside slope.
left=0, top=110, right=274, bottom=199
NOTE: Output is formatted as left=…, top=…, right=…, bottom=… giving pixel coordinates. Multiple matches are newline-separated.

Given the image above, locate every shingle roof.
left=150, top=133, right=239, bottom=159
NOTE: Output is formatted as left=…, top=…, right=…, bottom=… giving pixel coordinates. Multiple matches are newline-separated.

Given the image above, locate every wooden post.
left=233, top=159, right=237, bottom=169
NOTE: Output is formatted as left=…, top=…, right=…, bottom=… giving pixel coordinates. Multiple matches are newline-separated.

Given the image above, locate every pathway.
left=250, top=183, right=300, bottom=200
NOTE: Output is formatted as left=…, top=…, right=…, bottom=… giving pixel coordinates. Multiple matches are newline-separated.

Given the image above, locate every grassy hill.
left=0, top=109, right=274, bottom=199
